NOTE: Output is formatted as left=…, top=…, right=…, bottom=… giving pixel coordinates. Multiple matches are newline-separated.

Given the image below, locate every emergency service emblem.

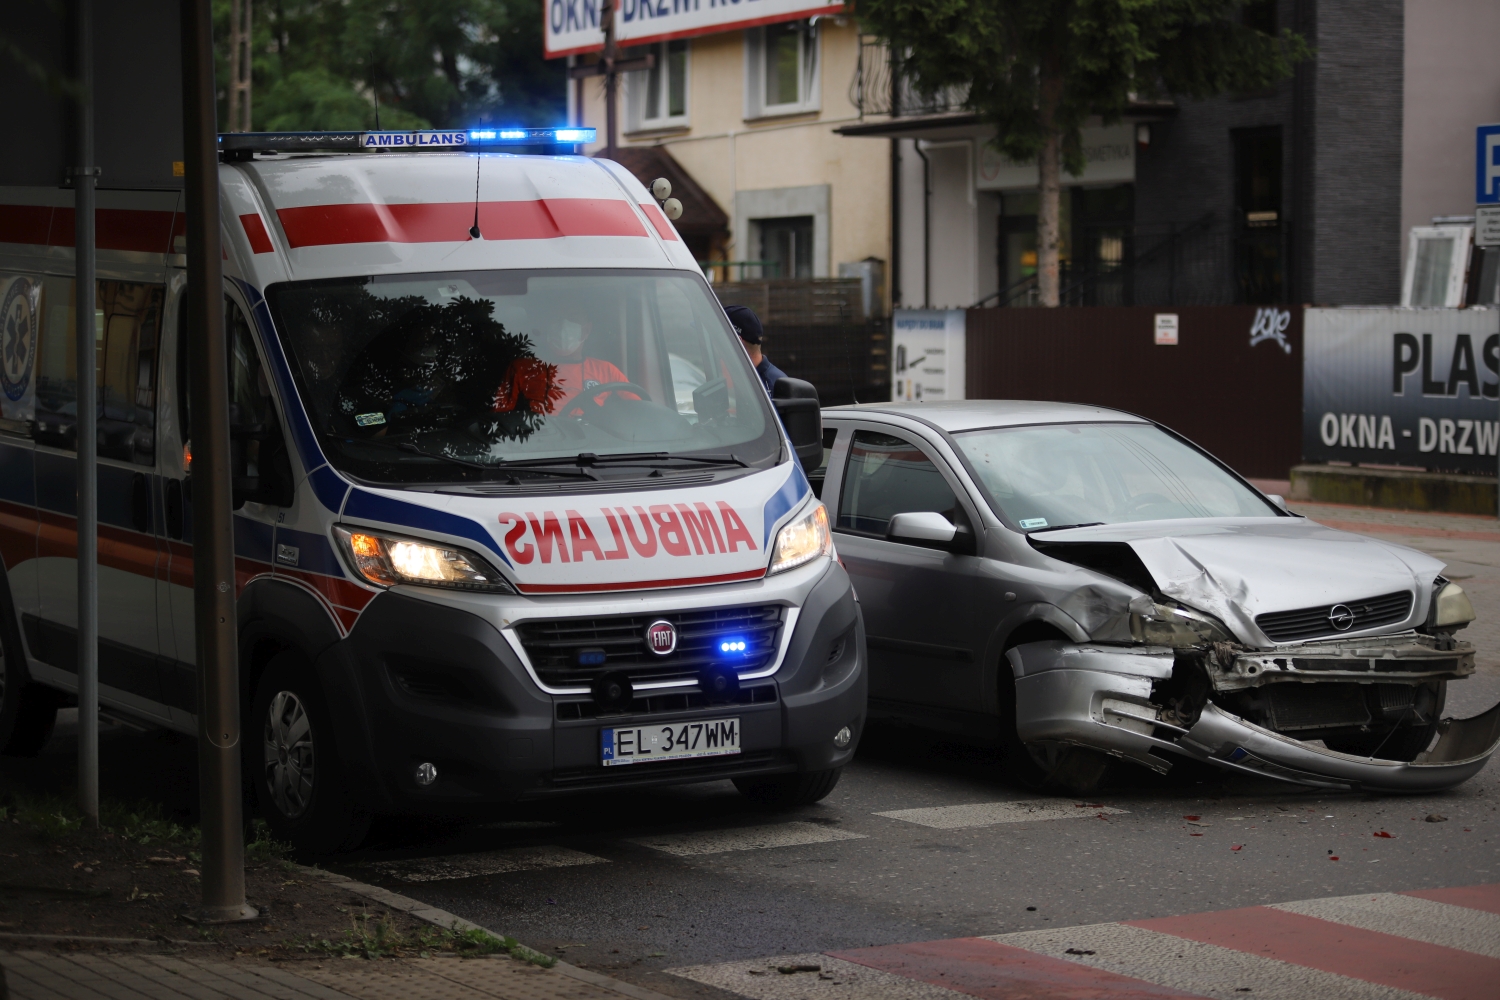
left=646, top=620, right=678, bottom=655
left=1, top=276, right=40, bottom=413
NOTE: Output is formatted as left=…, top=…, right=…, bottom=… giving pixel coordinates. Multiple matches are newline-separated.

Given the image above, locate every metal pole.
left=182, top=0, right=256, bottom=924
left=73, top=0, right=98, bottom=827
left=602, top=0, right=617, bottom=159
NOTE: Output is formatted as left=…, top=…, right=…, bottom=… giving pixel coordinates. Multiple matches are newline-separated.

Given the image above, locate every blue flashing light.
left=718, top=639, right=749, bottom=654
left=500, top=130, right=528, bottom=140
left=577, top=649, right=608, bottom=666
left=470, top=130, right=497, bottom=140
left=554, top=129, right=593, bottom=143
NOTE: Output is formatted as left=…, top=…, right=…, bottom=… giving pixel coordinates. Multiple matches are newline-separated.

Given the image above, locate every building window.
left=626, top=39, right=688, bottom=131
left=759, top=216, right=814, bottom=278
left=745, top=21, right=819, bottom=118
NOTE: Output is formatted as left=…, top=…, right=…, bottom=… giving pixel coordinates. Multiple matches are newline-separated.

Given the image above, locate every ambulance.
left=0, top=129, right=866, bottom=851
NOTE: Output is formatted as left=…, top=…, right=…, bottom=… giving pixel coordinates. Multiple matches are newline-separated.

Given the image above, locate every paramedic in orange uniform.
left=492, top=307, right=641, bottom=417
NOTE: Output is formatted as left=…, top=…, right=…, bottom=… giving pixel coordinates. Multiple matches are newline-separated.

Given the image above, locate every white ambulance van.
left=0, top=129, right=866, bottom=851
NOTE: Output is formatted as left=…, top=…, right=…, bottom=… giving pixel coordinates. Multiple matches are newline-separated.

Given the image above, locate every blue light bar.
left=718, top=638, right=749, bottom=654
left=218, top=127, right=596, bottom=155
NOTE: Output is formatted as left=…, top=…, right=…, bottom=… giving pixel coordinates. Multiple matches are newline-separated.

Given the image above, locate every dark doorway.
left=1233, top=126, right=1286, bottom=303
left=759, top=216, right=814, bottom=278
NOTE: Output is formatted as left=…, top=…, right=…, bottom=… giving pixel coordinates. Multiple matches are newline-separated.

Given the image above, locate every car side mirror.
left=773, top=377, right=822, bottom=473
left=887, top=511, right=958, bottom=547
left=1266, top=493, right=1289, bottom=511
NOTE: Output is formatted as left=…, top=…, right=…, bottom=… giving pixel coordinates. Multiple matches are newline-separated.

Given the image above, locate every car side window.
left=836, top=429, right=959, bottom=536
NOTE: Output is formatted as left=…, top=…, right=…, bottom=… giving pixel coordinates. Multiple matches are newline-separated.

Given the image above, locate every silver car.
left=818, top=400, right=1500, bottom=794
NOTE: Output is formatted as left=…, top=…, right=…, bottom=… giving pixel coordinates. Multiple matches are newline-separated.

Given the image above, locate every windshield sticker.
left=1019, top=518, right=1048, bottom=529
left=354, top=412, right=386, bottom=427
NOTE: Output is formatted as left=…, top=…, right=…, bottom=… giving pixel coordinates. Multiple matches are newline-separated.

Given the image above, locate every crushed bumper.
left=1007, top=640, right=1500, bottom=792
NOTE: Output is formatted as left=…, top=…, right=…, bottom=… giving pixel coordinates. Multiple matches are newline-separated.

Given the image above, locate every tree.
left=857, top=0, right=1309, bottom=306
left=213, top=0, right=565, bottom=131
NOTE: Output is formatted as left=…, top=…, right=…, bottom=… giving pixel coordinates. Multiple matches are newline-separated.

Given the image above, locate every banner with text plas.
left=545, top=0, right=846, bottom=58
left=1303, top=308, right=1500, bottom=475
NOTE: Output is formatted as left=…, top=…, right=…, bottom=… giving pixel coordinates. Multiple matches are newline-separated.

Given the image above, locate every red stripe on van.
left=240, top=213, right=275, bottom=253
left=275, top=198, right=647, bottom=247
left=516, top=567, right=766, bottom=594
left=638, top=202, right=679, bottom=241
left=0, top=205, right=55, bottom=245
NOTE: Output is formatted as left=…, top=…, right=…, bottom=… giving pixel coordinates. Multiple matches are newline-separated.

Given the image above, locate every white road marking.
left=986, top=922, right=1429, bottom=1000
left=629, top=821, right=867, bottom=857
left=366, top=845, right=607, bottom=882
left=1272, top=893, right=1500, bottom=959
left=874, top=799, right=1128, bottom=830
left=669, top=953, right=966, bottom=1000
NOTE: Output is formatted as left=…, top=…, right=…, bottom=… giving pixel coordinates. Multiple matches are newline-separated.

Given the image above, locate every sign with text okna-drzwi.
left=1303, top=308, right=1500, bottom=475
left=545, top=0, right=846, bottom=58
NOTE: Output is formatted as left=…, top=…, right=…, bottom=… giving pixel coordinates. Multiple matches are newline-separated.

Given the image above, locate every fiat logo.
left=1327, top=604, right=1356, bottom=631
left=645, top=620, right=678, bottom=656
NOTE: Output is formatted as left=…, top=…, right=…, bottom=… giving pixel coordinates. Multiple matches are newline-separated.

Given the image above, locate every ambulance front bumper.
left=320, top=556, right=865, bottom=813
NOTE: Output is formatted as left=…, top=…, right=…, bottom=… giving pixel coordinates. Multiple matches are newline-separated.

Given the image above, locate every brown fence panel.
left=965, top=306, right=1302, bottom=479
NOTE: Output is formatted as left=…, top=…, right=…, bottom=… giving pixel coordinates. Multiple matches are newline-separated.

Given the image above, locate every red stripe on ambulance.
left=499, top=503, right=757, bottom=565
left=274, top=198, right=647, bottom=248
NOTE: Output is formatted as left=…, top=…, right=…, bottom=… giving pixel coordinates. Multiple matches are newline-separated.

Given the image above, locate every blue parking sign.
left=1478, top=124, right=1500, bottom=204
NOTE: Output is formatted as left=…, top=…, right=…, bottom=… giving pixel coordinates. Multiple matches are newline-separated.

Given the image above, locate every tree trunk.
left=1036, top=63, right=1064, bottom=307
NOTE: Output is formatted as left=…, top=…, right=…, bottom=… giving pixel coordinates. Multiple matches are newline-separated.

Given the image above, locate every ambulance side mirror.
left=230, top=417, right=295, bottom=509
left=772, top=377, right=822, bottom=474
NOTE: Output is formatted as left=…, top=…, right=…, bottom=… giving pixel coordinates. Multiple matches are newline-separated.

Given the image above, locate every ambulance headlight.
left=335, top=527, right=514, bottom=593
left=767, top=503, right=832, bottom=576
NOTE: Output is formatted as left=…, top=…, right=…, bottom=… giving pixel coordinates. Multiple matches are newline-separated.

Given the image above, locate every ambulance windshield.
left=265, top=269, right=780, bottom=485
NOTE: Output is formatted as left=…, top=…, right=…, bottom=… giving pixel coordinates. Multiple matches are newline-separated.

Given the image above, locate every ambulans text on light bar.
left=217, top=128, right=596, bottom=154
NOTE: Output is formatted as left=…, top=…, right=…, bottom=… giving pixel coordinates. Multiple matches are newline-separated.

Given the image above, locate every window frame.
left=625, top=38, right=690, bottom=133
left=744, top=20, right=820, bottom=120
left=834, top=425, right=969, bottom=541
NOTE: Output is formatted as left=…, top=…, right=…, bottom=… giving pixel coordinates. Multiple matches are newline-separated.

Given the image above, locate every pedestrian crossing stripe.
left=668, top=883, right=1500, bottom=1000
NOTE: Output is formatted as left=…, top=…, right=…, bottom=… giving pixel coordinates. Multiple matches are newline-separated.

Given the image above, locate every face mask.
left=556, top=320, right=585, bottom=355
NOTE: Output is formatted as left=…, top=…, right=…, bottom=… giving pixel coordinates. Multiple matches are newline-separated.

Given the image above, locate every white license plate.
left=601, top=717, right=741, bottom=766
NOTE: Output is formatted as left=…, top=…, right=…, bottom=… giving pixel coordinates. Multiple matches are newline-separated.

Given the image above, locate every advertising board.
left=1303, top=308, right=1500, bottom=475
left=892, top=309, right=965, bottom=403
left=545, top=0, right=846, bottom=59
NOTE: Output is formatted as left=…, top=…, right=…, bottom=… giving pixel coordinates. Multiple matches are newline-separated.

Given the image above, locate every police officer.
left=724, top=304, right=787, bottom=395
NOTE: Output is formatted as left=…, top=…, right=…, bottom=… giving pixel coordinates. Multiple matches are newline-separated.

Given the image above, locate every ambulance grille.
left=516, top=604, right=785, bottom=689
left=1255, top=591, right=1413, bottom=643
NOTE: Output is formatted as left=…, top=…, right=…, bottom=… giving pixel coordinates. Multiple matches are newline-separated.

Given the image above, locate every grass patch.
left=0, top=793, right=291, bottom=863
left=291, top=908, right=551, bottom=965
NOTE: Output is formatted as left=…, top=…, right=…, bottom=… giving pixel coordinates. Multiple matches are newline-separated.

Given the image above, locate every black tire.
left=734, top=767, right=842, bottom=807
left=248, top=653, right=371, bottom=854
left=0, top=601, right=60, bottom=757
left=1036, top=744, right=1113, bottom=796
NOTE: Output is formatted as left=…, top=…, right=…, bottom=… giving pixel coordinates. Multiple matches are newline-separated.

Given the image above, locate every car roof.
left=824, top=399, right=1151, bottom=433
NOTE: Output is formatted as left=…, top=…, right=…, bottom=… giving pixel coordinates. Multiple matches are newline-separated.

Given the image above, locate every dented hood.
left=1038, top=517, right=1442, bottom=645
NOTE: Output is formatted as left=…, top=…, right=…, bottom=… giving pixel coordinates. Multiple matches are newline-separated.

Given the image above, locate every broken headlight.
left=1128, top=597, right=1234, bottom=647
left=1430, top=579, right=1475, bottom=629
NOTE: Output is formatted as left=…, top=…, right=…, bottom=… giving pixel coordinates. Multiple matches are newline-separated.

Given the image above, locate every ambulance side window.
left=25, top=274, right=161, bottom=466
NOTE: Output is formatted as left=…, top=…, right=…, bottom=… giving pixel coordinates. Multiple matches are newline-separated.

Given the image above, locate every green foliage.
left=212, top=0, right=566, bottom=132
left=292, top=911, right=542, bottom=964
left=858, top=0, right=1311, bottom=174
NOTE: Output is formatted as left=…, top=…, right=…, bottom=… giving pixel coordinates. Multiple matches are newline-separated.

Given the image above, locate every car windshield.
left=266, top=269, right=777, bottom=484
left=953, top=422, right=1280, bottom=529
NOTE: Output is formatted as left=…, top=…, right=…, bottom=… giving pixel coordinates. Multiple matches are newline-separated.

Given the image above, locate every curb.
left=300, top=865, right=678, bottom=1000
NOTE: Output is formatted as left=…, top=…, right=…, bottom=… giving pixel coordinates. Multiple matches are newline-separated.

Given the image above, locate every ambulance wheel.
left=0, top=609, right=60, bottom=757
left=734, top=766, right=842, bottom=807
left=249, top=655, right=371, bottom=854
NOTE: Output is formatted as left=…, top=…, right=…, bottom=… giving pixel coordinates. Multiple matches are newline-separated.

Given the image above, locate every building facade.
left=569, top=16, right=890, bottom=293
left=837, top=0, right=1500, bottom=311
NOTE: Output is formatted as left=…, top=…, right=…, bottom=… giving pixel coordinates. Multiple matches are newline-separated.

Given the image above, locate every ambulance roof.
left=220, top=151, right=697, bottom=287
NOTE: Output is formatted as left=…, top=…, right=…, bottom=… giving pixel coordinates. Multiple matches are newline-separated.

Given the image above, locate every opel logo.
left=1327, top=604, right=1356, bottom=631
left=645, top=620, right=678, bottom=656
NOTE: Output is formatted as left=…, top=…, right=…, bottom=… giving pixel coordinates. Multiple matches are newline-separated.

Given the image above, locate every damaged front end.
left=1007, top=599, right=1500, bottom=793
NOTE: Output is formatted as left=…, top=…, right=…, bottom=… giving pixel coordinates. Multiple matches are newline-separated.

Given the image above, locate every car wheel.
left=1032, top=744, right=1113, bottom=796
left=249, top=653, right=371, bottom=854
left=0, top=612, right=60, bottom=757
left=734, top=767, right=842, bottom=807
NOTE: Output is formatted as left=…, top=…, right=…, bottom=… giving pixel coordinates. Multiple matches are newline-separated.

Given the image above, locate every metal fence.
left=714, top=279, right=891, bottom=406
left=982, top=217, right=1297, bottom=309
left=849, top=36, right=969, bottom=118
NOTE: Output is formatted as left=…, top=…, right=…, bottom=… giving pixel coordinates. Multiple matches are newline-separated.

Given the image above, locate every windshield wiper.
left=1025, top=522, right=1105, bottom=534
left=325, top=434, right=597, bottom=479
left=489, top=451, right=748, bottom=469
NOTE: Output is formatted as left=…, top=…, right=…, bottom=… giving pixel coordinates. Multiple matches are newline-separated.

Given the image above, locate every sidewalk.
left=0, top=948, right=658, bottom=1000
